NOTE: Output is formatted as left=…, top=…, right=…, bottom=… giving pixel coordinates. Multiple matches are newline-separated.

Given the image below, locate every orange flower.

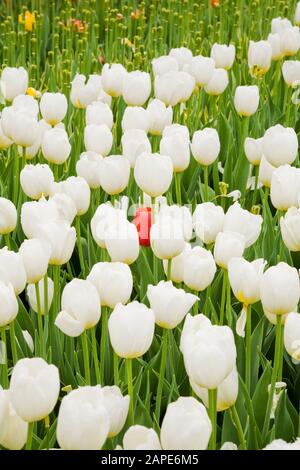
left=211, top=0, right=219, bottom=6
left=131, top=9, right=140, bottom=20
left=18, top=10, right=36, bottom=32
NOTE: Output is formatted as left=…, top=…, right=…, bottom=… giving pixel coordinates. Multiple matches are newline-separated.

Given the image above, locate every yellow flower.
left=19, top=10, right=36, bottom=32
left=26, top=87, right=41, bottom=98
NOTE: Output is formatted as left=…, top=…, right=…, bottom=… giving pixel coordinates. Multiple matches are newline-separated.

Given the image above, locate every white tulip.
left=84, top=124, right=113, bottom=156
left=36, top=221, right=76, bottom=265
left=121, top=129, right=151, bottom=168
left=193, top=202, right=224, bottom=244
left=0, top=389, right=28, bottom=450
left=234, top=85, right=259, bottom=116
left=160, top=132, right=190, bottom=172
left=158, top=204, right=193, bottom=241
left=204, top=68, right=229, bottom=95
left=42, top=127, right=71, bottom=164
left=134, top=152, right=173, bottom=197
left=19, top=119, right=51, bottom=160
left=295, top=2, right=300, bottom=25
left=27, top=277, right=54, bottom=315
left=21, top=197, right=61, bottom=239
left=150, top=216, right=185, bottom=260
left=223, top=202, right=262, bottom=248
left=40, top=92, right=68, bottom=125
left=19, top=238, right=51, bottom=284
left=101, top=63, right=127, bottom=98
left=270, top=164, right=300, bottom=210
left=154, top=71, right=195, bottom=106
left=0, top=248, right=26, bottom=295
left=282, top=60, right=300, bottom=86
left=90, top=203, right=127, bottom=248
left=122, top=71, right=151, bottom=106
left=163, top=123, right=190, bottom=141
left=284, top=312, right=300, bottom=360
left=0, top=66, right=28, bottom=101
left=100, top=386, right=129, bottom=437
left=20, top=163, right=54, bottom=199
left=49, top=193, right=77, bottom=225
left=0, top=117, right=13, bottom=149
left=259, top=155, right=276, bottom=188
left=187, top=55, right=215, bottom=86
left=268, top=33, right=283, bottom=60
left=264, top=438, right=300, bottom=450
left=169, top=47, right=193, bottom=70
left=70, top=74, right=103, bottom=108
left=76, top=151, right=103, bottom=189
left=108, top=301, right=155, bottom=358
left=152, top=55, right=179, bottom=76
left=146, top=99, right=173, bottom=136
left=280, top=26, right=300, bottom=57
left=0, top=197, right=17, bottom=234
left=99, top=155, right=130, bottom=195
left=191, top=128, right=220, bottom=166
left=121, top=106, right=149, bottom=132
left=12, top=95, right=39, bottom=118
left=122, top=425, right=161, bottom=450
left=214, top=231, right=245, bottom=269
left=1, top=107, right=38, bottom=147
left=162, top=243, right=192, bottom=283
left=0, top=281, right=18, bottom=327
left=180, top=313, right=212, bottom=352
left=86, top=101, right=113, bottom=129
left=183, top=246, right=217, bottom=291
left=271, top=17, right=292, bottom=34
left=244, top=137, right=263, bottom=166
left=105, top=220, right=139, bottom=265
left=53, top=176, right=90, bottom=215
left=228, top=257, right=266, bottom=305
left=248, top=40, right=272, bottom=77
left=280, top=207, right=300, bottom=251
left=263, top=124, right=298, bottom=167
left=211, top=44, right=235, bottom=70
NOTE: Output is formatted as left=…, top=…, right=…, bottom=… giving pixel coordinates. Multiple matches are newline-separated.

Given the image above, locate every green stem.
left=4, top=233, right=11, bottom=249
left=226, top=271, right=232, bottom=326
left=91, top=326, right=100, bottom=384
left=251, top=165, right=259, bottom=207
left=208, top=388, right=218, bottom=450
left=25, top=422, right=34, bottom=450
left=43, top=274, right=49, bottom=316
left=81, top=329, right=91, bottom=385
left=155, top=328, right=168, bottom=423
left=9, top=321, right=18, bottom=365
left=174, top=172, right=182, bottom=205
left=0, top=327, right=8, bottom=389
left=167, top=258, right=172, bottom=281
left=114, top=352, right=119, bottom=385
left=100, top=307, right=107, bottom=384
left=245, top=304, right=251, bottom=394
left=204, top=166, right=209, bottom=202
left=220, top=269, right=227, bottom=325
left=35, top=282, right=45, bottom=359
left=75, top=216, right=85, bottom=277
left=126, top=358, right=134, bottom=425
left=230, top=405, right=246, bottom=450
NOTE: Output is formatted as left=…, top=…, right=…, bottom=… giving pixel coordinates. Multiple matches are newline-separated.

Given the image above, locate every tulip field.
left=3, top=0, right=300, bottom=453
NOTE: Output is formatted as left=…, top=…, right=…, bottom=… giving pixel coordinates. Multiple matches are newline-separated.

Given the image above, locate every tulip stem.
left=167, top=258, right=172, bottom=281
left=251, top=165, right=259, bottom=207
left=25, top=422, right=34, bottom=450
left=220, top=269, right=227, bottom=325
left=91, top=326, right=100, bottom=384
left=174, top=172, right=182, bottom=205
left=245, top=304, right=251, bottom=394
left=208, top=388, right=218, bottom=450
left=155, top=328, right=168, bottom=423
left=35, top=282, right=45, bottom=359
left=226, top=272, right=232, bottom=327
left=4, top=233, right=11, bottom=249
left=75, top=216, right=85, bottom=277
left=100, top=307, right=107, bottom=384
left=114, top=352, right=119, bottom=385
left=126, top=358, right=134, bottom=425
left=262, top=315, right=283, bottom=442
left=9, top=320, right=18, bottom=365
left=230, top=405, right=246, bottom=450
left=81, top=329, right=91, bottom=385
left=13, top=145, right=19, bottom=206
left=0, top=327, right=8, bottom=389
left=203, top=166, right=209, bottom=202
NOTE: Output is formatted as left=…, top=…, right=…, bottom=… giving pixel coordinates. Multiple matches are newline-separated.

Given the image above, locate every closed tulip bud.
left=191, top=128, right=220, bottom=166
left=122, top=71, right=151, bottom=106
left=223, top=202, right=262, bottom=248
left=53, top=176, right=90, bottom=215
left=57, top=386, right=110, bottom=450
left=27, top=277, right=54, bottom=315
left=183, top=246, right=217, bottom=291
left=108, top=301, right=155, bottom=358
left=55, top=279, right=100, bottom=337
left=105, top=220, right=139, bottom=265
left=180, top=313, right=212, bottom=351
left=280, top=26, right=300, bottom=57
left=122, top=425, right=161, bottom=450
left=158, top=204, right=193, bottom=241
left=36, top=221, right=76, bottom=265
left=228, top=257, right=266, bottom=305
left=263, top=124, right=298, bottom=167
left=99, top=155, right=130, bottom=195
left=91, top=203, right=126, bottom=248
left=42, top=127, right=71, bottom=164
left=87, top=262, right=132, bottom=308
left=86, top=101, right=113, bottom=129
left=76, top=151, right=102, bottom=189
left=134, top=152, right=173, bottom=197
left=259, top=155, right=276, bottom=188
left=147, top=280, right=198, bottom=329
left=19, top=119, right=52, bottom=160
left=280, top=207, right=300, bottom=251
left=70, top=74, right=102, bottom=108
left=19, top=238, right=51, bottom=284
left=21, top=198, right=61, bottom=238
left=268, top=33, right=283, bottom=60
left=234, top=85, right=259, bottom=116
left=154, top=71, right=195, bottom=106
left=121, top=106, right=149, bottom=132
left=163, top=123, right=190, bottom=141
left=162, top=242, right=191, bottom=283
left=20, top=164, right=54, bottom=200
left=12, top=95, right=39, bottom=118
left=187, top=55, right=215, bottom=86
left=0, top=66, right=28, bottom=101
left=160, top=132, right=190, bottom=172
left=0, top=281, right=18, bottom=327
left=0, top=389, right=28, bottom=450
left=193, top=202, right=224, bottom=244
left=210, top=43, right=235, bottom=70
left=84, top=124, right=113, bottom=156
left=121, top=129, right=151, bottom=168
left=0, top=248, right=26, bottom=295
left=152, top=55, right=179, bottom=76
left=270, top=164, right=300, bottom=210
left=10, top=358, right=60, bottom=422
left=272, top=17, right=292, bottom=34
left=260, top=262, right=300, bottom=315
left=161, top=397, right=211, bottom=450
left=1, top=107, right=38, bottom=147
left=244, top=137, right=263, bottom=166
left=49, top=193, right=77, bottom=225
left=150, top=216, right=185, bottom=260
left=146, top=99, right=173, bottom=136
left=0, top=197, right=17, bottom=234
left=191, top=366, right=238, bottom=412
left=100, top=386, right=129, bottom=438
left=284, top=312, right=300, bottom=360
left=282, top=60, right=300, bottom=86
left=295, top=2, right=300, bottom=25
left=204, top=68, right=229, bottom=95
left=40, top=92, right=68, bottom=125
left=169, top=47, right=193, bottom=70
left=214, top=231, right=245, bottom=269
left=101, top=63, right=127, bottom=98
left=248, top=40, right=272, bottom=77
left=0, top=117, right=13, bottom=149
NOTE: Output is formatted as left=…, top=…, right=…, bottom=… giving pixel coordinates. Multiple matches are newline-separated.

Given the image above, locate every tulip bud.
left=1, top=107, right=39, bottom=147
left=282, top=60, right=300, bottom=86
left=0, top=389, right=28, bottom=450
left=160, top=397, right=212, bottom=450
left=49, top=193, right=77, bottom=225
left=234, top=85, right=259, bottom=116
left=262, top=124, right=298, bottom=167
left=214, top=231, right=245, bottom=269
left=248, top=40, right=272, bottom=77
left=20, top=164, right=54, bottom=200
left=260, top=262, right=300, bottom=315
left=122, top=425, right=161, bottom=450
left=295, top=2, right=300, bottom=26
left=193, top=202, right=224, bottom=244
left=147, top=280, right=198, bottom=329
left=12, top=95, right=39, bottom=118
left=84, top=124, right=113, bottom=156
left=121, top=106, right=149, bottom=132
left=0, top=197, right=17, bottom=234
left=36, top=221, right=76, bottom=265
left=19, top=238, right=51, bottom=284
left=100, top=386, right=129, bottom=438
left=53, top=176, right=90, bottom=215
left=21, top=197, right=60, bottom=238
left=40, top=92, right=68, bottom=125
left=99, top=155, right=130, bottom=195
left=101, top=63, right=127, bottom=98
left=0, top=248, right=26, bottom=295
left=0, top=281, right=18, bottom=327
left=86, top=101, right=113, bottom=129
left=244, top=137, right=263, bottom=166
left=134, top=152, right=173, bottom=197
left=154, top=71, right=195, bottom=106
left=90, top=203, right=126, bottom=247
left=187, top=55, right=215, bottom=86
left=183, top=246, right=217, bottom=292
left=150, top=216, right=185, bottom=260
left=271, top=17, right=292, bottom=34
left=105, top=220, right=140, bottom=265
left=191, top=128, right=220, bottom=166
left=10, top=358, right=60, bottom=422
left=108, top=301, right=155, bottom=358
left=228, top=257, right=266, bottom=305
left=0, top=117, right=13, bottom=149
left=280, top=26, right=300, bottom=57
left=163, top=123, right=190, bottom=141
left=42, top=127, right=71, bottom=164
left=204, top=68, right=229, bottom=95
left=284, top=312, right=300, bottom=360
left=122, top=71, right=151, bottom=106
left=162, top=243, right=191, bottom=283
left=146, top=99, right=173, bottom=136
left=18, top=119, right=52, bottom=160
left=223, top=202, right=262, bottom=248
left=76, top=151, right=102, bottom=189
left=0, top=67, right=28, bottom=101
left=152, top=55, right=178, bottom=76
left=210, top=43, right=235, bottom=70
left=280, top=207, right=300, bottom=251
left=70, top=74, right=103, bottom=108
left=258, top=155, right=276, bottom=188
left=57, top=386, right=110, bottom=450
left=270, top=164, right=300, bottom=210
left=87, top=262, right=133, bottom=308
left=27, top=277, right=54, bottom=315
left=121, top=129, right=151, bottom=168
left=169, top=47, right=193, bottom=70
left=160, top=132, right=190, bottom=172
left=158, top=204, right=192, bottom=241
left=267, top=33, right=283, bottom=60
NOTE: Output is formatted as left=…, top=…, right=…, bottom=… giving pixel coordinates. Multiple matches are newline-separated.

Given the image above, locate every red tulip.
left=133, top=207, right=152, bottom=246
